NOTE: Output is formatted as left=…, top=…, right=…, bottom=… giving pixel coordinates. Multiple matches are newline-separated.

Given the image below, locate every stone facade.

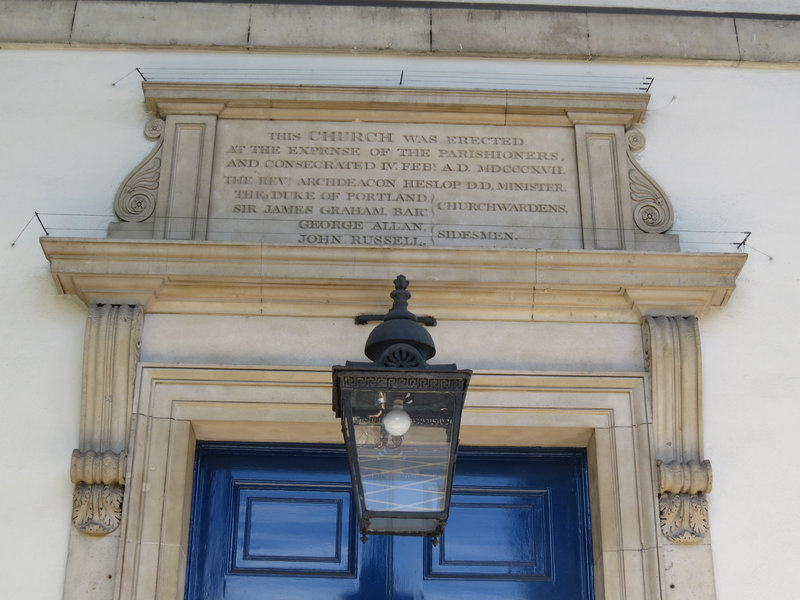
left=42, top=83, right=747, bottom=599
left=2, top=2, right=799, bottom=599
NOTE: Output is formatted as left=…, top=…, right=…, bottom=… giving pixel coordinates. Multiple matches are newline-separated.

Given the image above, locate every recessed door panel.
left=428, top=491, right=549, bottom=577
left=232, top=485, right=355, bottom=575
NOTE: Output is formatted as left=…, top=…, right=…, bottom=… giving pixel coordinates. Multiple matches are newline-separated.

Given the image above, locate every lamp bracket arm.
left=355, top=314, right=437, bottom=326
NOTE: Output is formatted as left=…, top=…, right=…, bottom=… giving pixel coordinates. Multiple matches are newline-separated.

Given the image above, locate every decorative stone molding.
left=658, top=491, right=710, bottom=545
left=657, top=458, right=712, bottom=495
left=152, top=114, right=216, bottom=241
left=626, top=129, right=674, bottom=234
left=41, top=238, right=747, bottom=323
left=72, top=482, right=126, bottom=536
left=643, top=316, right=711, bottom=544
left=107, top=83, right=683, bottom=250
left=113, top=119, right=164, bottom=224
left=71, top=304, right=143, bottom=536
left=118, top=366, right=658, bottom=600
left=657, top=458, right=712, bottom=543
left=71, top=449, right=127, bottom=486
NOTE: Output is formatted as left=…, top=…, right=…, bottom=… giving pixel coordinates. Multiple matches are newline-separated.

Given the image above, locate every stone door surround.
left=122, top=365, right=656, bottom=600
left=44, top=239, right=745, bottom=599
left=44, top=83, right=745, bottom=600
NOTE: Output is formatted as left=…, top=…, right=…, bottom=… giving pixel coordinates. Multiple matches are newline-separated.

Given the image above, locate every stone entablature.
left=41, top=239, right=746, bottom=323
left=109, top=84, right=679, bottom=253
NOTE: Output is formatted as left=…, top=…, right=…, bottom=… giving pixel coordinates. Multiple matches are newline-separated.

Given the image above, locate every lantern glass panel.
left=349, top=388, right=458, bottom=514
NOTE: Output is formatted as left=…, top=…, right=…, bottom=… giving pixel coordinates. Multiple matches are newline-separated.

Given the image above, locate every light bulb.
left=383, top=406, right=411, bottom=436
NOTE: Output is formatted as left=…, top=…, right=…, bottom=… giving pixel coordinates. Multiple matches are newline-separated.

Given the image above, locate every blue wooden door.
left=186, top=444, right=592, bottom=600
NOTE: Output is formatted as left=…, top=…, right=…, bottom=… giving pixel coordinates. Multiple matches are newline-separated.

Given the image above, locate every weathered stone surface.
left=153, top=115, right=217, bottom=240
left=626, top=130, right=674, bottom=235
left=431, top=9, right=590, bottom=56
left=63, top=530, right=121, bottom=600
left=2, top=1, right=799, bottom=65
left=0, top=0, right=75, bottom=43
left=660, top=542, right=717, bottom=600
left=587, top=13, right=740, bottom=60
left=41, top=238, right=747, bottom=322
left=643, top=316, right=713, bottom=545
left=130, top=83, right=669, bottom=250
left=71, top=0, right=250, bottom=46
left=208, top=119, right=580, bottom=248
left=114, top=118, right=164, bottom=226
left=249, top=5, right=430, bottom=51
left=112, top=366, right=661, bottom=599
left=142, top=83, right=649, bottom=124
left=63, top=304, right=143, bottom=596
left=737, top=18, right=800, bottom=63
left=68, top=304, right=142, bottom=537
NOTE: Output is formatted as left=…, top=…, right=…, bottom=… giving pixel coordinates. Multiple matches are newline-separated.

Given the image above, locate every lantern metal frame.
left=332, top=275, right=471, bottom=543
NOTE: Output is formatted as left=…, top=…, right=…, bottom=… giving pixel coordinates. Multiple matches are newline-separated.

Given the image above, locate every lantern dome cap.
left=364, top=275, right=436, bottom=363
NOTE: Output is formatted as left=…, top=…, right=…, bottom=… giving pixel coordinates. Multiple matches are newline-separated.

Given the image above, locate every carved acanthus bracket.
left=643, top=316, right=711, bottom=544
left=72, top=483, right=125, bottom=536
left=113, top=119, right=164, bottom=223
left=626, top=129, right=674, bottom=234
left=71, top=304, right=142, bottom=536
left=657, top=459, right=712, bottom=543
left=658, top=490, right=710, bottom=544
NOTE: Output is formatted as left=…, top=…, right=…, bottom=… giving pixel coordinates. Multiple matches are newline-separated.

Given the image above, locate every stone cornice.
left=41, top=238, right=746, bottom=323
left=2, top=2, right=798, bottom=64
left=143, top=83, right=649, bottom=127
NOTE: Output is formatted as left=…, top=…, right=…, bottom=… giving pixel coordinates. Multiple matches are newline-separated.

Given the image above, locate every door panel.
left=186, top=444, right=592, bottom=600
left=392, top=449, right=592, bottom=599
left=186, top=445, right=388, bottom=600
left=428, top=491, right=550, bottom=577
left=233, top=485, right=356, bottom=575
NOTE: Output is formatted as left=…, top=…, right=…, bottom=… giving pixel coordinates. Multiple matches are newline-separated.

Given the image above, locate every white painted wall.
left=1, top=48, right=799, bottom=599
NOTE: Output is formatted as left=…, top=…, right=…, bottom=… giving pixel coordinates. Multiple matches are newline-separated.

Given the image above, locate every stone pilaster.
left=70, top=304, right=142, bottom=535
left=65, top=305, right=142, bottom=600
left=644, top=315, right=712, bottom=543
left=643, top=315, right=716, bottom=598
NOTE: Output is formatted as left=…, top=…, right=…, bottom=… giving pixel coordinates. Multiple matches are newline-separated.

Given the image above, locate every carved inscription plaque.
left=208, top=121, right=580, bottom=248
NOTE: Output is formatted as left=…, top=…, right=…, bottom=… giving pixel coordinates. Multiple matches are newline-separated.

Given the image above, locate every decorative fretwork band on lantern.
left=339, top=374, right=467, bottom=391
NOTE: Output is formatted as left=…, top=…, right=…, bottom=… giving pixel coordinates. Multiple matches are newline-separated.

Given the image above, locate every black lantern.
left=332, top=275, right=471, bottom=543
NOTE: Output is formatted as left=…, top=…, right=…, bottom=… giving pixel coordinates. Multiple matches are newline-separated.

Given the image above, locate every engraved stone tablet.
left=207, top=121, right=580, bottom=249
left=113, top=85, right=676, bottom=251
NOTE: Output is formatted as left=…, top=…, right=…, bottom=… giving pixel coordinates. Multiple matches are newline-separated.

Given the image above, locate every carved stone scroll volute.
left=643, top=316, right=712, bottom=544
left=108, top=119, right=165, bottom=239
left=71, top=304, right=142, bottom=535
left=114, top=118, right=163, bottom=223
left=626, top=129, right=674, bottom=234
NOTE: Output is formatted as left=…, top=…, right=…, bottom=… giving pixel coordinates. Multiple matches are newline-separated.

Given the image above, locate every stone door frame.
left=117, top=364, right=658, bottom=600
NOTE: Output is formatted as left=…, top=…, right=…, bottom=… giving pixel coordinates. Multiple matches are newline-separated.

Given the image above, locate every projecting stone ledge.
left=41, top=238, right=746, bottom=324
left=2, top=1, right=799, bottom=63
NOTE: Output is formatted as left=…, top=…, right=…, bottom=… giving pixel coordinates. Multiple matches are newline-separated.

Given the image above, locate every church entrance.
left=186, top=443, right=593, bottom=599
